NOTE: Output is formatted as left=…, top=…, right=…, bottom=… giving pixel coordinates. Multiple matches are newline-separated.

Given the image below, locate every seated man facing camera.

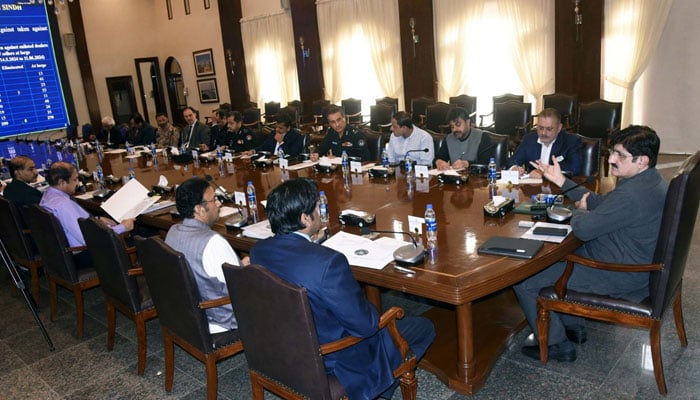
left=250, top=178, right=435, bottom=399
left=513, top=126, right=667, bottom=362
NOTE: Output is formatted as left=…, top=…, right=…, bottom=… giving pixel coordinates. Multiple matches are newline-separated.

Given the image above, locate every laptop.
left=477, top=236, right=544, bottom=259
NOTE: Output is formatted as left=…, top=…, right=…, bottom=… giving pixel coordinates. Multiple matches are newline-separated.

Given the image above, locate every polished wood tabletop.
left=79, top=150, right=582, bottom=395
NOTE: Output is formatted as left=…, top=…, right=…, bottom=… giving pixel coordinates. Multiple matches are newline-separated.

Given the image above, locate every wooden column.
left=289, top=0, right=325, bottom=121
left=218, top=0, right=249, bottom=110
left=398, top=0, right=436, bottom=109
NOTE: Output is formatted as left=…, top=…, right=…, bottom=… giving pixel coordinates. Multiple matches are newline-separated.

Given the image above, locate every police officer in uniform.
left=311, top=105, right=371, bottom=161
left=213, top=111, right=257, bottom=153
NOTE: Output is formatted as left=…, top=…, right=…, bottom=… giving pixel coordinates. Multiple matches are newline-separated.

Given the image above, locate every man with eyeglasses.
left=513, top=125, right=667, bottom=363
left=435, top=107, right=493, bottom=170
left=165, top=177, right=246, bottom=334
left=507, top=108, right=582, bottom=177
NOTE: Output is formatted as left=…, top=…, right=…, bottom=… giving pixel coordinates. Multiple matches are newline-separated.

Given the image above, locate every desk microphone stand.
left=0, top=239, right=55, bottom=351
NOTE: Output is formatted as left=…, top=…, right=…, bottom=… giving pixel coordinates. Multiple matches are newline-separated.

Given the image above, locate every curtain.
left=240, top=11, right=300, bottom=108
left=317, top=0, right=404, bottom=113
left=497, top=0, right=555, bottom=112
left=603, top=0, right=674, bottom=127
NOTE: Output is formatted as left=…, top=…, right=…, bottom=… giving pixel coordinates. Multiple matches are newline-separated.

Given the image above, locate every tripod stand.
left=0, top=238, right=55, bottom=351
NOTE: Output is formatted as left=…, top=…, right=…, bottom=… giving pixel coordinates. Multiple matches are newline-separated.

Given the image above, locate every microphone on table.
left=559, top=175, right=595, bottom=197
left=546, top=176, right=595, bottom=222
left=205, top=174, right=233, bottom=202
left=360, top=226, right=425, bottom=265
left=404, top=148, right=430, bottom=162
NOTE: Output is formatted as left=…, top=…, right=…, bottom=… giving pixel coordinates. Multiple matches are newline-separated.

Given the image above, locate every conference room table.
left=78, top=150, right=583, bottom=395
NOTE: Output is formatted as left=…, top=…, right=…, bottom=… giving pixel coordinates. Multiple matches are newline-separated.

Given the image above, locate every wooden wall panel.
left=398, top=0, right=436, bottom=110
left=289, top=0, right=324, bottom=119
left=218, top=0, right=249, bottom=110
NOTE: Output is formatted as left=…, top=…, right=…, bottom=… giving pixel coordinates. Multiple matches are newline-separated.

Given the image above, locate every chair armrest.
left=199, top=296, right=231, bottom=309
left=127, top=267, right=144, bottom=276
left=65, top=245, right=88, bottom=253
left=554, top=254, right=664, bottom=298
left=319, top=306, right=409, bottom=358
left=479, top=112, right=494, bottom=128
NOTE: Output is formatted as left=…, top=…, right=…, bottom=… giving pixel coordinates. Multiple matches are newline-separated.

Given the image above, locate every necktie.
left=186, top=125, right=194, bottom=147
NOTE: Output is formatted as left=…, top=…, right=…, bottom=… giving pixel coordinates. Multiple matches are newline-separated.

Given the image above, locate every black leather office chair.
left=576, top=134, right=602, bottom=177
left=425, top=102, right=454, bottom=134
left=0, top=197, right=43, bottom=303
left=484, top=131, right=509, bottom=169
left=537, top=151, right=700, bottom=395
left=376, top=96, right=399, bottom=112
left=449, top=94, right=477, bottom=123
left=310, top=99, right=331, bottom=132
left=492, top=101, right=532, bottom=152
left=78, top=217, right=157, bottom=375
left=370, top=102, right=395, bottom=133
left=222, top=263, right=419, bottom=400
left=341, top=98, right=362, bottom=125
left=263, top=101, right=281, bottom=124
left=361, top=128, right=383, bottom=162
left=410, top=96, right=435, bottom=127
left=26, top=205, right=100, bottom=338
left=543, top=93, right=578, bottom=128
left=479, top=93, right=524, bottom=128
left=135, top=236, right=243, bottom=400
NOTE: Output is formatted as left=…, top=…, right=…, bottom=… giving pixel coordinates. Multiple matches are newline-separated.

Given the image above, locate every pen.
left=393, top=265, right=416, bottom=275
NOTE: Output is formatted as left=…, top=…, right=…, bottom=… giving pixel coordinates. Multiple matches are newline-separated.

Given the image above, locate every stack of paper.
left=241, top=219, right=273, bottom=239
left=322, top=231, right=408, bottom=270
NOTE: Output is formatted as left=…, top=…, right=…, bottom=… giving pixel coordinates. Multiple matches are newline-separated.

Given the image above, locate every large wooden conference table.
left=81, top=151, right=582, bottom=395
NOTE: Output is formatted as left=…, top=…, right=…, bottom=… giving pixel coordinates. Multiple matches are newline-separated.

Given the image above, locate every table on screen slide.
left=77, top=152, right=582, bottom=395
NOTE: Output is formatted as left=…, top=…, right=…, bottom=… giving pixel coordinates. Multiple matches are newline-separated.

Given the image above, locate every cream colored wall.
left=241, top=0, right=283, bottom=18
left=633, top=0, right=699, bottom=154
left=58, top=0, right=228, bottom=125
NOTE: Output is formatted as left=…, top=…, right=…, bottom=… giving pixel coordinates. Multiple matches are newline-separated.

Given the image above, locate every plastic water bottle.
left=277, top=147, right=285, bottom=161
left=125, top=140, right=132, bottom=155
left=488, top=157, right=497, bottom=185
left=246, top=181, right=257, bottom=212
left=128, top=164, right=135, bottom=180
left=381, top=144, right=389, bottom=168
left=341, top=150, right=349, bottom=176
left=405, top=155, right=414, bottom=180
left=425, top=203, right=437, bottom=251
left=319, top=191, right=329, bottom=224
left=96, top=164, right=105, bottom=190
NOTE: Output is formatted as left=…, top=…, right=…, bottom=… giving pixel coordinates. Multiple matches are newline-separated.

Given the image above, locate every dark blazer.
left=250, top=233, right=402, bottom=400
left=130, top=122, right=157, bottom=146
left=96, top=126, right=125, bottom=146
left=507, top=129, right=582, bottom=175
left=181, top=121, right=211, bottom=150
left=255, top=128, right=304, bottom=157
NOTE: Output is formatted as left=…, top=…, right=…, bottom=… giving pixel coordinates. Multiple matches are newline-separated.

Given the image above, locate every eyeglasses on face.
left=608, top=149, right=634, bottom=161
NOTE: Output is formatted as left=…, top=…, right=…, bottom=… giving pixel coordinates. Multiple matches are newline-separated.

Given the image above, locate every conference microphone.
left=559, top=175, right=595, bottom=197
left=360, top=226, right=425, bottom=265
left=403, top=148, right=430, bottom=161
left=205, top=174, right=233, bottom=202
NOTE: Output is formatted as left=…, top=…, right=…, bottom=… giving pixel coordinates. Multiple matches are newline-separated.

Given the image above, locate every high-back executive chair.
left=26, top=204, right=100, bottom=338
left=536, top=151, right=700, bottom=395
left=222, top=263, right=419, bottom=400
left=0, top=196, right=43, bottom=303
left=135, top=236, right=243, bottom=400
left=78, top=217, right=157, bottom=375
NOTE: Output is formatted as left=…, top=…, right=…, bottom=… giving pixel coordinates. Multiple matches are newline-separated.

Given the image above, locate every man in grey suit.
left=180, top=106, right=211, bottom=152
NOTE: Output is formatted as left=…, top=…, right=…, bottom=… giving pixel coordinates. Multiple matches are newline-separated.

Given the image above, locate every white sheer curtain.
left=317, top=0, right=404, bottom=114
left=603, top=0, right=674, bottom=127
left=498, top=0, right=555, bottom=112
left=433, top=0, right=529, bottom=119
left=240, top=11, right=300, bottom=108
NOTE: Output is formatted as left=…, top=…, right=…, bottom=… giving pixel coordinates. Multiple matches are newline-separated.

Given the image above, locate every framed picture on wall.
left=193, top=48, right=215, bottom=77
left=197, top=78, right=219, bottom=103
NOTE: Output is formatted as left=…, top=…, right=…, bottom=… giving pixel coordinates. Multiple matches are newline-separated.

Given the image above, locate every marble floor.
left=1, top=154, right=698, bottom=400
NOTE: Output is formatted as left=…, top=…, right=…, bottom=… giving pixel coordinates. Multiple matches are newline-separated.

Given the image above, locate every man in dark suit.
left=310, top=105, right=371, bottom=161
left=127, top=113, right=157, bottom=145
left=248, top=113, right=304, bottom=157
left=507, top=108, right=582, bottom=177
left=96, top=116, right=125, bottom=147
left=250, top=178, right=435, bottom=400
left=180, top=106, right=211, bottom=152
left=3, top=156, right=42, bottom=226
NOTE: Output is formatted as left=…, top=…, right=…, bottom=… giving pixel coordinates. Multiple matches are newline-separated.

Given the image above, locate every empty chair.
left=287, top=99, right=303, bottom=115
left=543, top=93, right=578, bottom=128
left=492, top=100, right=532, bottom=151
left=576, top=134, right=602, bottom=177
left=449, top=95, right=477, bottom=123
left=537, top=151, right=700, bottom=395
left=78, top=217, right=157, bottom=375
left=425, top=102, right=455, bottom=133
left=341, top=98, right=362, bottom=125
left=576, top=99, right=622, bottom=149
left=310, top=99, right=331, bottom=131
left=479, top=93, right=525, bottom=127
left=242, top=107, right=262, bottom=131
left=26, top=205, right=100, bottom=338
left=369, top=102, right=395, bottom=133
left=222, top=263, right=419, bottom=400
left=263, top=101, right=281, bottom=124
left=135, top=236, right=243, bottom=400
left=410, top=96, right=435, bottom=127
left=0, top=197, right=43, bottom=304
left=376, top=96, right=399, bottom=112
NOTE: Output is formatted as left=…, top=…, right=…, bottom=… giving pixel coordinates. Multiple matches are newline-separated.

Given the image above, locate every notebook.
left=477, top=236, right=544, bottom=259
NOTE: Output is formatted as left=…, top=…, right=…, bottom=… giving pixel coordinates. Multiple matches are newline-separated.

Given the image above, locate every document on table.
left=428, top=168, right=461, bottom=176
left=241, top=219, right=273, bottom=239
left=287, top=160, right=319, bottom=170
left=143, top=200, right=175, bottom=214
left=100, top=178, right=160, bottom=221
left=322, top=231, right=408, bottom=270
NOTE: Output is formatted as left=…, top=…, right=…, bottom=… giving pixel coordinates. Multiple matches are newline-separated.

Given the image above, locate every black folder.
left=477, top=236, right=544, bottom=259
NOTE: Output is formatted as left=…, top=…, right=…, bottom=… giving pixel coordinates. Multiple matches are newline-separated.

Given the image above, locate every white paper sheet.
left=241, top=219, right=273, bottom=239
left=521, top=222, right=572, bottom=243
left=100, top=178, right=160, bottom=221
left=322, top=231, right=408, bottom=270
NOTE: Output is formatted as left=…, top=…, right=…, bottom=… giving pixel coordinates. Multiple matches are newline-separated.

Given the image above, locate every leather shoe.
left=565, top=325, right=587, bottom=344
left=521, top=341, right=576, bottom=362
